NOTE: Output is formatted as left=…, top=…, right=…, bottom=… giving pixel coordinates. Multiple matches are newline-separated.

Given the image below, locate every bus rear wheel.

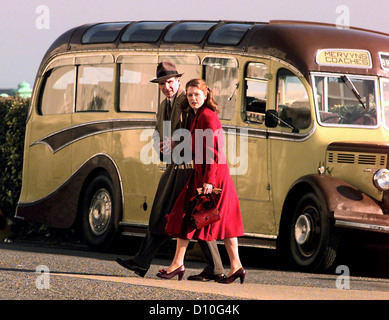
left=287, top=193, right=339, bottom=272
left=80, top=174, right=117, bottom=251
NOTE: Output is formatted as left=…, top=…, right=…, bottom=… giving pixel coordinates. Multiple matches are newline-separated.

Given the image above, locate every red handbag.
left=187, top=188, right=222, bottom=229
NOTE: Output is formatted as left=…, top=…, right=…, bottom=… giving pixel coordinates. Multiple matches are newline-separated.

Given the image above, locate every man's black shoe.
left=115, top=258, right=147, bottom=277
left=187, top=271, right=225, bottom=282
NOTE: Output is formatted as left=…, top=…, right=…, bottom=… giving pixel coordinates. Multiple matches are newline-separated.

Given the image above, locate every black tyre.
left=287, top=193, right=339, bottom=272
left=80, top=174, right=117, bottom=251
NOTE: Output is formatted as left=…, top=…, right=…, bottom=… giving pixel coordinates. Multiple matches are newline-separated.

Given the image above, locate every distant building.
left=0, top=89, right=15, bottom=97
left=16, top=81, right=32, bottom=98
left=0, top=81, right=32, bottom=98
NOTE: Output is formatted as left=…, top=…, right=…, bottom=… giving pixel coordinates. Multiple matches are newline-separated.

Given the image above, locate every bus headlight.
left=373, top=169, right=389, bottom=191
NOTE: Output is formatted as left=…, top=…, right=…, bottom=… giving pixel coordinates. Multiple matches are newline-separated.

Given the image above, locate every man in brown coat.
left=116, top=62, right=225, bottom=281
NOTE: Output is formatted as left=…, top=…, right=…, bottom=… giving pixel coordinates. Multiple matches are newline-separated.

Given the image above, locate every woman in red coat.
left=157, top=79, right=245, bottom=284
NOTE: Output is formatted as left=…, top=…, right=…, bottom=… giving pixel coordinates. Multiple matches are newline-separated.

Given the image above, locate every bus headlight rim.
left=373, top=169, right=389, bottom=191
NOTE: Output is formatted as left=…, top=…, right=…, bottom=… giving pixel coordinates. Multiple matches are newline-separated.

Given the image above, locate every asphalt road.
left=2, top=231, right=389, bottom=304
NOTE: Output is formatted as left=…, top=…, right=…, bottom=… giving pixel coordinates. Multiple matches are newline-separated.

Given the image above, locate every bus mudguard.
left=289, top=174, right=388, bottom=231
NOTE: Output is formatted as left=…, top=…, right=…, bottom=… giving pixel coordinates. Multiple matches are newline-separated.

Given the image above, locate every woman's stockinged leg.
left=223, top=237, right=243, bottom=277
left=167, top=238, right=190, bottom=273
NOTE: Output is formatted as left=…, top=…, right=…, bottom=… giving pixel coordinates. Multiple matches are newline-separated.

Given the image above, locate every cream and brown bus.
left=15, top=20, right=389, bottom=271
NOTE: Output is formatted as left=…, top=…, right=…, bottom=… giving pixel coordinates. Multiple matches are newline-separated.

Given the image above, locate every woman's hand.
left=203, top=183, right=213, bottom=194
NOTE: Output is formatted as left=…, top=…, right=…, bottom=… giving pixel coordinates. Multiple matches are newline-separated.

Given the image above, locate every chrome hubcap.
left=88, top=188, right=112, bottom=236
left=294, top=214, right=312, bottom=245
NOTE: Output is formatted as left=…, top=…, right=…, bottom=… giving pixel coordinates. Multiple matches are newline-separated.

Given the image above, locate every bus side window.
left=39, top=66, right=75, bottom=115
left=245, top=62, right=268, bottom=123
left=120, top=62, right=158, bottom=113
left=276, top=68, right=311, bottom=130
left=76, top=64, right=114, bottom=112
left=203, top=57, right=238, bottom=120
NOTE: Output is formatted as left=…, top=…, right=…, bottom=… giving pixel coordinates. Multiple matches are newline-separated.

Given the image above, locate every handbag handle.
left=196, top=187, right=222, bottom=195
left=195, top=187, right=222, bottom=207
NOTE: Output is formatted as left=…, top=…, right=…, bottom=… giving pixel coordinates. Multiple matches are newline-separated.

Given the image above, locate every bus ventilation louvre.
left=327, top=152, right=386, bottom=166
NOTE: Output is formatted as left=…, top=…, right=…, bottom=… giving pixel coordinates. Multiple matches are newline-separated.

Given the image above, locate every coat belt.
left=175, top=163, right=194, bottom=170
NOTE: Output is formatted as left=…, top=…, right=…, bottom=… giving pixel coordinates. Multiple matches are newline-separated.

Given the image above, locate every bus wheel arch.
left=278, top=178, right=340, bottom=272
left=78, top=164, right=122, bottom=251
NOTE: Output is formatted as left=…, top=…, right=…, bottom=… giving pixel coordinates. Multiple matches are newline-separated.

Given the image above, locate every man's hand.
left=160, top=137, right=176, bottom=154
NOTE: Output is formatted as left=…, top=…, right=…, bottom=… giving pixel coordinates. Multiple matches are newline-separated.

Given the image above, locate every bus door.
left=235, top=61, right=275, bottom=235
left=268, top=66, right=313, bottom=223
left=115, top=54, right=160, bottom=223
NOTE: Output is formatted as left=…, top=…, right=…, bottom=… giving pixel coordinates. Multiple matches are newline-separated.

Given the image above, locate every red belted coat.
left=165, top=106, right=244, bottom=241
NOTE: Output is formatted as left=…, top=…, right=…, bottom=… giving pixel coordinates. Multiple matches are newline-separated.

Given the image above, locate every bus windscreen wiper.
left=340, top=75, right=367, bottom=109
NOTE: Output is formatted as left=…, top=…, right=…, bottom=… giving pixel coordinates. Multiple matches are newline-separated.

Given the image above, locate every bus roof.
left=40, top=20, right=389, bottom=79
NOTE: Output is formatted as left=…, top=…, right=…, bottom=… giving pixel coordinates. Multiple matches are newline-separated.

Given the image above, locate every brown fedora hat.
left=150, top=61, right=184, bottom=83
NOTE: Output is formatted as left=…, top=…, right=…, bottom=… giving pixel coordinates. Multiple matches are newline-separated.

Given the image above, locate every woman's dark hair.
left=182, top=79, right=219, bottom=113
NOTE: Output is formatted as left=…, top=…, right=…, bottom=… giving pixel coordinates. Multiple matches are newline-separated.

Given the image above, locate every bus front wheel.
left=80, top=174, right=117, bottom=251
left=287, top=193, right=339, bottom=272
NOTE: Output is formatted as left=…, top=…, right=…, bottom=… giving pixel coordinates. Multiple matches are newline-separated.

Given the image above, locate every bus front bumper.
left=334, top=210, right=389, bottom=233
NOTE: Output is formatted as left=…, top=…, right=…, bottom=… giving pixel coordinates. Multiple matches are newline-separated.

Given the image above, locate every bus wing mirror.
left=265, top=110, right=279, bottom=128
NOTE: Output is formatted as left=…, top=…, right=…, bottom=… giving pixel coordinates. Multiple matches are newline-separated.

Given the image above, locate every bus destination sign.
left=316, top=49, right=372, bottom=68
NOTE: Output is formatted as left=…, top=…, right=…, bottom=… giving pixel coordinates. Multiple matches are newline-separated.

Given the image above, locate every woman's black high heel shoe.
left=216, top=268, right=246, bottom=284
left=156, top=265, right=185, bottom=280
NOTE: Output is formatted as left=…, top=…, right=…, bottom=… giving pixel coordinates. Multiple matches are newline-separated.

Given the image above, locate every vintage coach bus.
left=15, top=20, right=389, bottom=271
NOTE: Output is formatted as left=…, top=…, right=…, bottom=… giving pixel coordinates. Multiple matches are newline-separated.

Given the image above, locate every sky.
left=1, top=0, right=389, bottom=88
